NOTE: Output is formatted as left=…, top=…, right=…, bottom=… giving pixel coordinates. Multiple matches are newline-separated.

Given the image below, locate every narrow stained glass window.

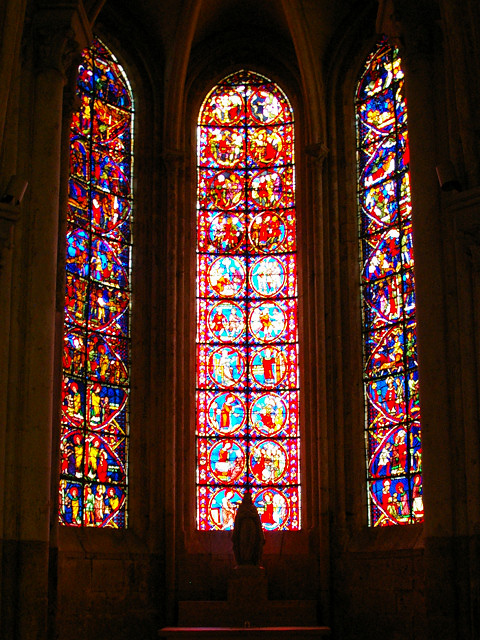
left=356, top=41, right=423, bottom=526
left=59, top=38, right=133, bottom=527
left=196, top=71, right=300, bottom=531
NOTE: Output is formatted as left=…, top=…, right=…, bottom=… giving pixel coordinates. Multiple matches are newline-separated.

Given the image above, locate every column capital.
left=0, top=203, right=22, bottom=273
left=449, top=187, right=480, bottom=272
left=161, top=149, right=186, bottom=173
left=63, top=49, right=84, bottom=117
left=376, top=0, right=403, bottom=49
left=305, top=142, right=329, bottom=167
left=32, top=2, right=92, bottom=80
left=376, top=0, right=438, bottom=62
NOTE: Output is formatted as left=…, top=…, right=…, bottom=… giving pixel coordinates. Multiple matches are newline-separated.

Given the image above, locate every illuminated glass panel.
left=196, top=71, right=300, bottom=530
left=356, top=41, right=423, bottom=526
left=59, top=38, right=133, bottom=527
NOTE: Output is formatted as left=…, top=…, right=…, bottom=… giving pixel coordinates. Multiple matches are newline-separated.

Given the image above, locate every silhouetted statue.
left=232, top=490, right=265, bottom=566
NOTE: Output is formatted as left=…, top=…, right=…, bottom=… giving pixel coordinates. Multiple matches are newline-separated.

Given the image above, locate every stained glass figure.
left=356, top=40, right=423, bottom=526
left=59, top=38, right=133, bottom=528
left=196, top=71, right=300, bottom=530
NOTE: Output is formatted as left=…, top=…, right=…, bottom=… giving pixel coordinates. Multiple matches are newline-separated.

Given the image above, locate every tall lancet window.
left=59, top=38, right=134, bottom=528
left=356, top=41, right=423, bottom=526
left=196, top=71, right=301, bottom=531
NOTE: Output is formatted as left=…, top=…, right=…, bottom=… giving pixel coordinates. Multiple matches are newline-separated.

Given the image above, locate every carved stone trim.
left=449, top=188, right=480, bottom=272
left=161, top=150, right=186, bottom=173
left=34, top=25, right=80, bottom=81
left=32, top=3, right=93, bottom=80
left=0, top=203, right=21, bottom=273
left=376, top=0, right=437, bottom=63
left=459, top=229, right=480, bottom=272
left=376, top=0, right=403, bottom=49
left=304, top=142, right=329, bottom=167
left=63, top=50, right=84, bottom=117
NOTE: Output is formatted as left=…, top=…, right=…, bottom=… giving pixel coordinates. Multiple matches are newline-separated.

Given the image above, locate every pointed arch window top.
left=199, top=70, right=293, bottom=126
left=78, top=39, right=133, bottom=111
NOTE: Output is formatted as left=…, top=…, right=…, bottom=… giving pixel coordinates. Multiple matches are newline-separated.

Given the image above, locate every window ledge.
left=345, top=522, right=424, bottom=553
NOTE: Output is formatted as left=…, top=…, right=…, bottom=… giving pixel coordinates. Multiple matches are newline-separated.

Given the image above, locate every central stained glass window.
left=196, top=71, right=300, bottom=531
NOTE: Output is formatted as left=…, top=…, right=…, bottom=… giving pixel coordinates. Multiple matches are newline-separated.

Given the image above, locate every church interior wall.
left=1, top=1, right=480, bottom=638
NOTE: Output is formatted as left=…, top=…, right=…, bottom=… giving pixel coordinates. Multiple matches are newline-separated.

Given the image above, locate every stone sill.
left=345, top=522, right=424, bottom=553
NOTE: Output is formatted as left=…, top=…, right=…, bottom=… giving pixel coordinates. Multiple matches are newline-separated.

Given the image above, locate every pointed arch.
left=195, top=70, right=301, bottom=531
left=356, top=40, right=423, bottom=526
left=59, top=37, right=134, bottom=528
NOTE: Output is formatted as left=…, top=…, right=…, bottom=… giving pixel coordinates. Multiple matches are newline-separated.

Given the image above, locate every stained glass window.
left=59, top=38, right=133, bottom=527
left=196, top=71, right=300, bottom=531
left=356, top=41, right=423, bottom=526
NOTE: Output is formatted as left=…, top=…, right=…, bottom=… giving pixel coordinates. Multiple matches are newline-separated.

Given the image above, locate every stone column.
left=437, top=0, right=480, bottom=188
left=304, top=141, right=332, bottom=625
left=1, top=5, right=90, bottom=638
left=160, top=149, right=186, bottom=625
left=0, top=0, right=28, bottom=155
left=0, top=0, right=28, bottom=560
left=305, top=141, right=330, bottom=530
left=448, top=189, right=480, bottom=640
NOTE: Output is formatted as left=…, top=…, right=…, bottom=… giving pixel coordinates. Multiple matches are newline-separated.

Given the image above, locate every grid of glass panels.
left=59, top=38, right=133, bottom=527
left=196, top=70, right=300, bottom=530
left=356, top=41, right=423, bottom=526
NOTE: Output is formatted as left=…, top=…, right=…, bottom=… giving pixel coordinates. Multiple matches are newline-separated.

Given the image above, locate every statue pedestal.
left=167, top=495, right=328, bottom=632
left=176, top=565, right=318, bottom=628
left=227, top=566, right=268, bottom=602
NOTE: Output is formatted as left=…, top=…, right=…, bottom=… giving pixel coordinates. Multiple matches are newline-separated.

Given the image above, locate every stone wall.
left=1, top=1, right=480, bottom=639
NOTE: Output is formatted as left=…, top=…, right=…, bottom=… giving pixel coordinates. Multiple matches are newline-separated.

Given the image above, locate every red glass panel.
left=196, top=71, right=300, bottom=530
left=357, top=41, right=423, bottom=525
left=59, top=38, right=133, bottom=528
